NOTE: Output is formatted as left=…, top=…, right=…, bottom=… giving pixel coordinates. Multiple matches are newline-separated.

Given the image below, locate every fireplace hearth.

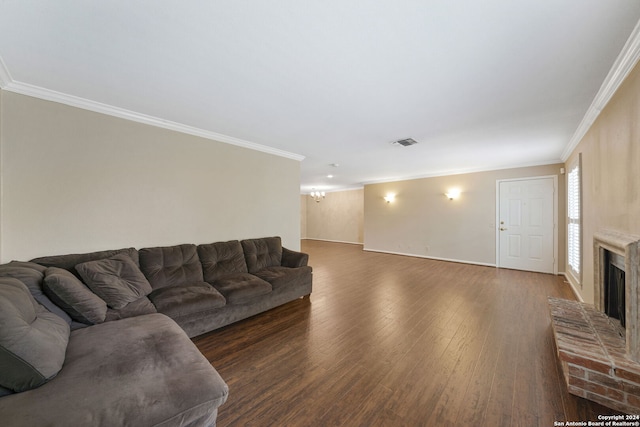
left=549, top=230, right=640, bottom=413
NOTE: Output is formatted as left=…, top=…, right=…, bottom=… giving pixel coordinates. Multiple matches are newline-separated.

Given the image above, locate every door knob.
left=500, top=227, right=507, bottom=231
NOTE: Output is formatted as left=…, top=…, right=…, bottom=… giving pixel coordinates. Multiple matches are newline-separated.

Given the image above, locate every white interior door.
left=497, top=177, right=556, bottom=274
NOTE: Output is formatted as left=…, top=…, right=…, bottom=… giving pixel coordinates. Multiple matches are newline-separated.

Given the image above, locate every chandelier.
left=310, top=191, right=325, bottom=203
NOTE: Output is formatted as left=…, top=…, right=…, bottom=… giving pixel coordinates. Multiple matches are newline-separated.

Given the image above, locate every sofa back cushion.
left=0, top=262, right=72, bottom=325
left=241, top=237, right=283, bottom=273
left=31, top=247, right=139, bottom=279
left=197, top=240, right=248, bottom=282
left=76, top=254, right=153, bottom=309
left=0, top=278, right=70, bottom=392
left=138, top=244, right=203, bottom=289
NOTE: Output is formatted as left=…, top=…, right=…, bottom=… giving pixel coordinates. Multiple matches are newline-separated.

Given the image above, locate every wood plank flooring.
left=193, top=240, right=622, bottom=426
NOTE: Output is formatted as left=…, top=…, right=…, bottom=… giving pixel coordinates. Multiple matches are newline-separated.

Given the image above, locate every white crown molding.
left=300, top=185, right=364, bottom=194
left=561, top=19, right=640, bottom=161
left=0, top=68, right=304, bottom=162
left=0, top=56, right=12, bottom=88
left=361, top=158, right=563, bottom=186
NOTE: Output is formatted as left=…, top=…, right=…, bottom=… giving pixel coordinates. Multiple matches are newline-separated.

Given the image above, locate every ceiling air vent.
left=393, top=138, right=418, bottom=147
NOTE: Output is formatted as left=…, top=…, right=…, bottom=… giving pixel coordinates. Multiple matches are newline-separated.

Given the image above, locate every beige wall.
left=0, top=89, right=3, bottom=261
left=364, top=164, right=566, bottom=267
left=304, top=189, right=364, bottom=244
left=565, top=61, right=640, bottom=304
left=0, top=91, right=301, bottom=262
left=300, top=194, right=308, bottom=239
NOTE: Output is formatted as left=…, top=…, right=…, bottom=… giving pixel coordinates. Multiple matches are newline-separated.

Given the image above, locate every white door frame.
left=495, top=175, right=558, bottom=274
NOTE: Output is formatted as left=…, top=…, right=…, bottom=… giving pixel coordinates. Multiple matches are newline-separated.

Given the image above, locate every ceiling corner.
left=0, top=55, right=12, bottom=89
left=562, top=19, right=640, bottom=161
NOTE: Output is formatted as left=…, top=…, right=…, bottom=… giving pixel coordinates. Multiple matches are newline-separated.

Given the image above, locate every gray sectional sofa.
left=0, top=236, right=312, bottom=426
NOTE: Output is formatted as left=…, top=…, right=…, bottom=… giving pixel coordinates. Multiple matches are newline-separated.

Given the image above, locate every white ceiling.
left=1, top=1, right=640, bottom=193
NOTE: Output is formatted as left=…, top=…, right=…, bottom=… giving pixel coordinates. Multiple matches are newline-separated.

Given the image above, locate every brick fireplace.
left=549, top=230, right=640, bottom=413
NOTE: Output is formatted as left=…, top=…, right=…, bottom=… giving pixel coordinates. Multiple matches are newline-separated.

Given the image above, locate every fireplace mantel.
left=593, top=230, right=640, bottom=362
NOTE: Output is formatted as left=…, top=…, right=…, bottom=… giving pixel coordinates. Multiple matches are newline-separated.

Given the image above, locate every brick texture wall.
left=549, top=297, right=640, bottom=414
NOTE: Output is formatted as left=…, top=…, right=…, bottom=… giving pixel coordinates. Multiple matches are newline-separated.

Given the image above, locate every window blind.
left=567, top=156, right=582, bottom=280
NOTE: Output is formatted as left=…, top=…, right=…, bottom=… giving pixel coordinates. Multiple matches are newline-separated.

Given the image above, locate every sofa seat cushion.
left=0, top=313, right=229, bottom=427
left=76, top=254, right=153, bottom=310
left=253, top=266, right=313, bottom=290
left=211, top=273, right=272, bottom=304
left=148, top=282, right=226, bottom=319
left=0, top=278, right=70, bottom=392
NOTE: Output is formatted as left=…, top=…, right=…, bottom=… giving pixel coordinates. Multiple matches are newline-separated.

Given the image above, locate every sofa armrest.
left=281, top=247, right=309, bottom=268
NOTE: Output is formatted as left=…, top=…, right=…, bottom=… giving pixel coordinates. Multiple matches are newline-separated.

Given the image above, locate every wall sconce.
left=310, top=191, right=325, bottom=203
left=445, top=188, right=461, bottom=200
left=384, top=193, right=396, bottom=204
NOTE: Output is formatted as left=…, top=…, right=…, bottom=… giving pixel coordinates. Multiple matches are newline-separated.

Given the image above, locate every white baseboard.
left=560, top=272, right=584, bottom=302
left=362, top=247, right=496, bottom=268
left=302, top=238, right=364, bottom=246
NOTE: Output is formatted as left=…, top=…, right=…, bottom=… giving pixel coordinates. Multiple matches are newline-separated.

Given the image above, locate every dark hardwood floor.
left=193, top=240, right=621, bottom=426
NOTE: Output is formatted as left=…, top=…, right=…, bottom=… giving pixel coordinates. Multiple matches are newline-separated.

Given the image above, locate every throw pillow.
left=104, top=296, right=157, bottom=322
left=0, top=278, right=70, bottom=392
left=43, top=267, right=107, bottom=325
left=76, top=254, right=153, bottom=309
left=0, top=262, right=73, bottom=325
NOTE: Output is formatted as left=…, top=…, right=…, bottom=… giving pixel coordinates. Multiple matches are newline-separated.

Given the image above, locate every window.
left=567, top=154, right=582, bottom=282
